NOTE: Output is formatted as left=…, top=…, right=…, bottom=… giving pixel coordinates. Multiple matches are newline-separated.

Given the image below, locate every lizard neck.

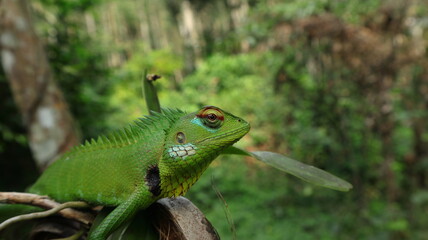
left=158, top=146, right=221, bottom=198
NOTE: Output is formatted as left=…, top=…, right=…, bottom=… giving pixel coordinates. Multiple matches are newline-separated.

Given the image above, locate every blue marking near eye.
left=190, top=117, right=218, bottom=133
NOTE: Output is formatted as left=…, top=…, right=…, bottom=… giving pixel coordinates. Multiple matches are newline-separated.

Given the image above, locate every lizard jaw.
left=196, top=124, right=250, bottom=145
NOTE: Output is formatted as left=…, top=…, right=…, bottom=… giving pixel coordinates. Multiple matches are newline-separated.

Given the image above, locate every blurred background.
left=1, top=0, right=428, bottom=239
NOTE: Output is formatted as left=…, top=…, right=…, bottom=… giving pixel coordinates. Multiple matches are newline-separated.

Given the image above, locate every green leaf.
left=222, top=147, right=353, bottom=192
left=142, top=70, right=161, bottom=114
left=222, top=146, right=251, bottom=156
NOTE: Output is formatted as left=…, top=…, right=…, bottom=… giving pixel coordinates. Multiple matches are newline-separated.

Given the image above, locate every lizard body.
left=27, top=106, right=250, bottom=239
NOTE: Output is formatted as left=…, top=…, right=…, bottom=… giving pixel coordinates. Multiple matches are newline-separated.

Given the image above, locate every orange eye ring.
left=196, top=106, right=224, bottom=129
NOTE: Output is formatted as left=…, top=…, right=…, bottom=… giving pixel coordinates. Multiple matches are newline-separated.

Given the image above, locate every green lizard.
left=25, top=105, right=250, bottom=239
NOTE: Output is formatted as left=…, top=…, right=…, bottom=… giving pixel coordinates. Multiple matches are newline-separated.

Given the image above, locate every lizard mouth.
left=196, top=124, right=250, bottom=144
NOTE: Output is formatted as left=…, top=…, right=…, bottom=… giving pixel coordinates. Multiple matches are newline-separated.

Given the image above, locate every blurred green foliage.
left=1, top=0, right=428, bottom=239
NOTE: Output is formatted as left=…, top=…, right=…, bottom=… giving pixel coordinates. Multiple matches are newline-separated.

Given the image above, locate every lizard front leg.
left=88, top=188, right=153, bottom=240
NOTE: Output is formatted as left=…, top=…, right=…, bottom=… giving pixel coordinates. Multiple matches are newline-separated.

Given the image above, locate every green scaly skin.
left=26, top=106, right=250, bottom=240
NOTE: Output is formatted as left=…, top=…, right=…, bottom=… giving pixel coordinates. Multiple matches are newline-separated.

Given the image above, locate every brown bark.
left=153, top=197, right=220, bottom=240
left=0, top=0, right=80, bottom=170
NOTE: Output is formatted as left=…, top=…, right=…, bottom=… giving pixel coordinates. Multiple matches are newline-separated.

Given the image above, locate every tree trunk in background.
left=178, top=0, right=200, bottom=74
left=0, top=0, right=80, bottom=170
left=226, top=0, right=249, bottom=31
left=143, top=0, right=158, bottom=50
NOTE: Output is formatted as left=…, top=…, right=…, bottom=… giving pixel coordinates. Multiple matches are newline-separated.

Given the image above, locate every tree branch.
left=0, top=192, right=95, bottom=228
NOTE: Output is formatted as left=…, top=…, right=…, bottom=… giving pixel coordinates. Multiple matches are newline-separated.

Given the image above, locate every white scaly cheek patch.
left=168, top=143, right=198, bottom=160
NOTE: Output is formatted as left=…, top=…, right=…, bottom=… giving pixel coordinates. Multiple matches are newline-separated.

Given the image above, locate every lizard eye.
left=197, top=106, right=224, bottom=129
left=176, top=132, right=186, bottom=144
left=207, top=113, right=217, bottom=121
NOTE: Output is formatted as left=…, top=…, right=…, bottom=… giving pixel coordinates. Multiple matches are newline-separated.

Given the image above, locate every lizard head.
left=159, top=106, right=250, bottom=197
